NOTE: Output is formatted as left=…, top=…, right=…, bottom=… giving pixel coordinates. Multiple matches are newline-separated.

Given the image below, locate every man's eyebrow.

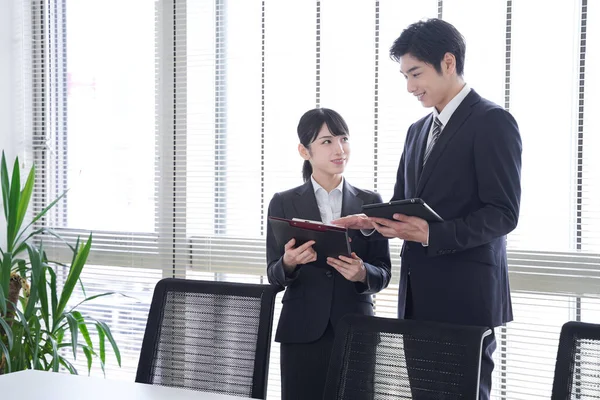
left=404, top=66, right=421, bottom=74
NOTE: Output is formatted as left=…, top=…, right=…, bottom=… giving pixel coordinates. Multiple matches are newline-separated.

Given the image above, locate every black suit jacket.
left=267, top=180, right=391, bottom=343
left=394, top=89, right=521, bottom=328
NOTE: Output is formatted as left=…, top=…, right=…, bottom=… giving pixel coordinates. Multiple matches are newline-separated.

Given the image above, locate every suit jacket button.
left=325, top=271, right=333, bottom=278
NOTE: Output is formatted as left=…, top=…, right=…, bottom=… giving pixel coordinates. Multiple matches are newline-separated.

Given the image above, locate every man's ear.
left=298, top=143, right=310, bottom=160
left=442, top=52, right=456, bottom=75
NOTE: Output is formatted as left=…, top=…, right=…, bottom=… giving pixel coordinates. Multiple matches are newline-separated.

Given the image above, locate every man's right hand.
left=331, top=214, right=374, bottom=230
left=282, top=238, right=317, bottom=273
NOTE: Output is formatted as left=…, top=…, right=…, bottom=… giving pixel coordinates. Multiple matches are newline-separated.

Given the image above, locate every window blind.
left=10, top=0, right=600, bottom=399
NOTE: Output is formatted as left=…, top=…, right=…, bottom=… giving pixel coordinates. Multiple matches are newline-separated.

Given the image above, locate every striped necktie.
left=423, top=117, right=442, bottom=166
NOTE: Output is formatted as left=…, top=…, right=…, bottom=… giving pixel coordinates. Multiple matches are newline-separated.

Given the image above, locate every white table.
left=0, top=370, right=247, bottom=399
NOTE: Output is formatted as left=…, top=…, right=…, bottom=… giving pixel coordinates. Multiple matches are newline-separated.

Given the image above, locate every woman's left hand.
left=326, top=252, right=367, bottom=283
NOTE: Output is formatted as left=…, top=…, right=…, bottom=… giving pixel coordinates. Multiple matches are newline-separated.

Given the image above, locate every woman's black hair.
left=297, top=108, right=349, bottom=182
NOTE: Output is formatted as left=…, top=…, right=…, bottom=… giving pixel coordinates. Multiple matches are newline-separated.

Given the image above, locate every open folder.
left=268, top=216, right=351, bottom=259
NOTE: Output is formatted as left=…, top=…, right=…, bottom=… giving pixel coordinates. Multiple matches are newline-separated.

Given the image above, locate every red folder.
left=268, top=216, right=351, bottom=259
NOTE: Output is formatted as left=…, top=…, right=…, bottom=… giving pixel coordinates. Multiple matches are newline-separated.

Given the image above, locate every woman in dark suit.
left=266, top=108, right=391, bottom=400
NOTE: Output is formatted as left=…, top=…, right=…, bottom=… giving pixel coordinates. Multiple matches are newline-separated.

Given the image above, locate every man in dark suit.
left=333, top=19, right=522, bottom=400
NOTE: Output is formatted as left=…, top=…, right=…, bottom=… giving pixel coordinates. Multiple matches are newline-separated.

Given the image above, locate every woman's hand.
left=282, top=238, right=317, bottom=273
left=326, top=252, right=367, bottom=283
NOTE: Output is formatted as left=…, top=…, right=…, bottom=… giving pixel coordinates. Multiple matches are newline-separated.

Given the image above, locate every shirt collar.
left=433, top=83, right=471, bottom=127
left=311, top=175, right=344, bottom=195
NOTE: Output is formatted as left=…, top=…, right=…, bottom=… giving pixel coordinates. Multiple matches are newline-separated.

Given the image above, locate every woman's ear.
left=298, top=143, right=311, bottom=160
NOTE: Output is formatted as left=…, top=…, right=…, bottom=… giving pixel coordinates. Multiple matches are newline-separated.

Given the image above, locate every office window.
left=12, top=1, right=600, bottom=399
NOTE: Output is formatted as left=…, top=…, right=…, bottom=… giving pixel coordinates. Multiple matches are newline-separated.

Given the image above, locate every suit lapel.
left=293, top=179, right=364, bottom=221
left=415, top=115, right=433, bottom=184
left=341, top=180, right=363, bottom=217
left=293, top=180, right=323, bottom=222
left=416, top=90, right=480, bottom=196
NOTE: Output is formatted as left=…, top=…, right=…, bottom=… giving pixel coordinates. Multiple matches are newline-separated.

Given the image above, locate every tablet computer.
left=268, top=216, right=351, bottom=258
left=362, top=198, right=443, bottom=222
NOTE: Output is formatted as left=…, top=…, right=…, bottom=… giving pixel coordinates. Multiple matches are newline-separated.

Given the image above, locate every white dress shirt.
left=426, top=83, right=471, bottom=146
left=311, top=176, right=344, bottom=224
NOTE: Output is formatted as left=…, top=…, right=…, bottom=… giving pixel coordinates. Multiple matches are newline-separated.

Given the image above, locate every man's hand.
left=371, top=213, right=429, bottom=244
left=326, top=252, right=367, bottom=283
left=282, top=238, right=317, bottom=274
left=331, top=214, right=373, bottom=230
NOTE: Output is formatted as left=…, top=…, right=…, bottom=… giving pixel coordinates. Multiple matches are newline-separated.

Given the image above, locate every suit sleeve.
left=266, top=193, right=300, bottom=288
left=354, top=192, right=392, bottom=295
left=360, top=126, right=411, bottom=239
left=391, top=125, right=413, bottom=202
left=428, top=108, right=522, bottom=255
left=391, top=153, right=407, bottom=202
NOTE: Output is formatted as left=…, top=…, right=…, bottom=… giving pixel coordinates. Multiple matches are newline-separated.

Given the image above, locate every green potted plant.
left=0, top=151, right=120, bottom=375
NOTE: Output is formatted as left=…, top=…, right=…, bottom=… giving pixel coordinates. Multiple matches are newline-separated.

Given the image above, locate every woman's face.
left=301, top=123, right=350, bottom=178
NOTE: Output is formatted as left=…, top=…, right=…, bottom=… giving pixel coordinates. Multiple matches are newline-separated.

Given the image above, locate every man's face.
left=399, top=53, right=453, bottom=112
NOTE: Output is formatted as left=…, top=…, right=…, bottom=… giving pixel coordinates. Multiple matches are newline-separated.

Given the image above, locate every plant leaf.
left=96, top=323, right=106, bottom=376
left=13, top=164, right=35, bottom=246
left=15, top=258, right=26, bottom=276
left=65, top=313, right=78, bottom=360
left=82, top=346, right=93, bottom=375
left=49, top=336, right=59, bottom=372
left=47, top=267, right=58, bottom=321
left=0, top=283, right=7, bottom=317
left=78, top=277, right=87, bottom=299
left=0, top=317, right=13, bottom=349
left=0, top=252, right=11, bottom=314
left=8, top=323, right=23, bottom=371
left=69, top=292, right=116, bottom=313
left=73, top=312, right=93, bottom=349
left=1, top=151, right=9, bottom=221
left=55, top=326, right=65, bottom=345
left=37, top=264, right=50, bottom=331
left=0, top=335, right=11, bottom=373
left=96, top=320, right=121, bottom=367
left=58, top=355, right=78, bottom=375
left=24, top=244, right=42, bottom=319
left=31, top=316, right=42, bottom=370
left=10, top=303, right=30, bottom=337
left=17, top=190, right=69, bottom=245
left=56, top=234, right=92, bottom=319
left=14, top=227, right=76, bottom=258
left=6, top=157, right=22, bottom=250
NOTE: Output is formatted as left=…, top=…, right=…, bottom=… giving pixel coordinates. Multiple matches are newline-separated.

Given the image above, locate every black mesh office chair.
left=135, top=278, right=281, bottom=399
left=323, top=314, right=491, bottom=400
left=551, top=321, right=600, bottom=400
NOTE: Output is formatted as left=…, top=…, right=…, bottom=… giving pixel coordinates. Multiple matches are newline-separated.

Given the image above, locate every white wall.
left=0, top=0, right=14, bottom=248
left=0, top=0, right=15, bottom=162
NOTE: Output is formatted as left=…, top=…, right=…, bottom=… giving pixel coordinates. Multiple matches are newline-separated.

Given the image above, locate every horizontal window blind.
left=10, top=1, right=600, bottom=399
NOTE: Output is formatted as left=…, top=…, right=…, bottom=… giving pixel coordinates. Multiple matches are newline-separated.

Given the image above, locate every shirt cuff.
left=421, top=229, right=429, bottom=247
left=360, top=228, right=376, bottom=237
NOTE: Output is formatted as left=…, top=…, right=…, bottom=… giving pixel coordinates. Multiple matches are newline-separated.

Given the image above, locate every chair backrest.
left=551, top=321, right=600, bottom=400
left=135, top=278, right=281, bottom=399
left=323, top=314, right=491, bottom=400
